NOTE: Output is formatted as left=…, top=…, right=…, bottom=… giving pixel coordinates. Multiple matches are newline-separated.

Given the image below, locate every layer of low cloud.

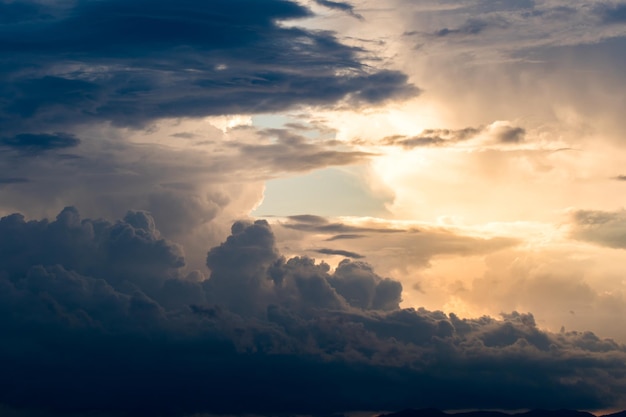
left=1, top=208, right=626, bottom=416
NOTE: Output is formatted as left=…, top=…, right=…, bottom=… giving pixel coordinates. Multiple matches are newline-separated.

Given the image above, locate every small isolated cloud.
left=491, top=124, right=526, bottom=143
left=435, top=17, right=506, bottom=37
left=377, top=123, right=526, bottom=149
left=570, top=209, right=626, bottom=249
left=613, top=175, right=626, bottom=181
left=325, top=233, right=365, bottom=241
left=314, top=248, right=364, bottom=258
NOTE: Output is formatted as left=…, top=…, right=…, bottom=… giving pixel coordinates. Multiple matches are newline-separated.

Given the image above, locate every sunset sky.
left=2, top=0, right=626, bottom=416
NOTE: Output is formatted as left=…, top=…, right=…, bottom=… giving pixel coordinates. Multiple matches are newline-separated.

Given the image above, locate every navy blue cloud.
left=1, top=132, right=80, bottom=153
left=0, top=0, right=417, bottom=135
left=1, top=209, right=626, bottom=415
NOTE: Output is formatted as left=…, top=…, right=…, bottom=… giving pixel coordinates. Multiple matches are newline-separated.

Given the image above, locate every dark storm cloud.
left=314, top=248, right=364, bottom=258
left=0, top=177, right=30, bottom=185
left=326, top=233, right=366, bottom=241
left=0, top=132, right=80, bottom=153
left=570, top=209, right=626, bottom=249
left=0, top=0, right=416, bottom=135
left=314, top=0, right=363, bottom=20
left=2, top=209, right=626, bottom=416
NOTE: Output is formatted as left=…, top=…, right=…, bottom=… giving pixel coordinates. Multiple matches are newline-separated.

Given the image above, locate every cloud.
left=376, top=124, right=525, bottom=149
left=237, top=128, right=374, bottom=174
left=434, top=16, right=509, bottom=37
left=570, top=209, right=626, bottom=249
left=0, top=0, right=416, bottom=136
left=282, top=216, right=408, bottom=234
left=0, top=132, right=80, bottom=153
left=595, top=3, right=626, bottom=24
left=0, top=177, right=30, bottom=185
left=314, top=0, right=364, bottom=20
left=493, top=125, right=526, bottom=143
left=1, top=209, right=626, bottom=415
left=277, top=215, right=518, bottom=270
left=314, top=248, right=364, bottom=258
left=325, top=233, right=366, bottom=241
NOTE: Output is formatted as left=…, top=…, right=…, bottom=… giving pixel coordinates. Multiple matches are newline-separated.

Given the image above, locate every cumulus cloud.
left=2, top=209, right=626, bottom=415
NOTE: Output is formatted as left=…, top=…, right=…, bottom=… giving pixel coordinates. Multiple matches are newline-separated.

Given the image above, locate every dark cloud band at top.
left=0, top=0, right=417, bottom=135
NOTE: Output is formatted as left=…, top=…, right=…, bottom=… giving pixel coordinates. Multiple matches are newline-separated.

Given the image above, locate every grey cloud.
left=496, top=126, right=526, bottom=143
left=595, top=3, right=626, bottom=24
left=570, top=209, right=626, bottom=249
left=1, top=209, right=626, bottom=415
left=204, top=219, right=396, bottom=314
left=435, top=19, right=492, bottom=37
left=283, top=217, right=408, bottom=234
left=326, top=233, right=366, bottom=241
left=0, top=207, right=185, bottom=296
left=380, top=127, right=481, bottom=148
left=613, top=175, right=626, bottom=181
left=289, top=214, right=330, bottom=224
left=329, top=259, right=402, bottom=310
left=314, top=248, right=365, bottom=258
left=378, top=124, right=525, bottom=149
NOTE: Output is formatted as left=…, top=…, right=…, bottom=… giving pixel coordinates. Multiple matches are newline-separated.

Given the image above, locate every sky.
left=1, top=0, right=626, bottom=416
